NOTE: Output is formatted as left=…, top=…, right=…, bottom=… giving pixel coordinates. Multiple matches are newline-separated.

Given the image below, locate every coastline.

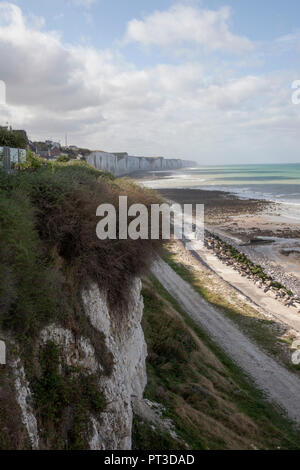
left=132, top=171, right=300, bottom=340
left=152, top=187, right=300, bottom=297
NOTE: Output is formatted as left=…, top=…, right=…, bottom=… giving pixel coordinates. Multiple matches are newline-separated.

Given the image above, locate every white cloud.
left=0, top=2, right=299, bottom=163
left=199, top=76, right=270, bottom=109
left=0, top=3, right=109, bottom=111
left=124, top=4, right=254, bottom=54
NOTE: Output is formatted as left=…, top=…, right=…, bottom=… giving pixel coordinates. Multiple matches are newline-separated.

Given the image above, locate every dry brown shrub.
left=32, top=173, right=163, bottom=311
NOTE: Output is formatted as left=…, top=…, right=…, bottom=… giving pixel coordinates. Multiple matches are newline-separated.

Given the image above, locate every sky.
left=0, top=0, right=300, bottom=164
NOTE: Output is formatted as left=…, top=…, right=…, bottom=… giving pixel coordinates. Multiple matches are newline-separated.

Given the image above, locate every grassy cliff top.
left=0, top=156, right=164, bottom=449
left=0, top=156, right=161, bottom=343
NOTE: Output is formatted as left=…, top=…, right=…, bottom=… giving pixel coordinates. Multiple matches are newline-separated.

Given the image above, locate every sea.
left=142, top=163, right=300, bottom=289
left=142, top=163, right=300, bottom=220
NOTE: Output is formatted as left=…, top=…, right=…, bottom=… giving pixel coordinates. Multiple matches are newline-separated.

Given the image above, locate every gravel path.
left=151, top=257, right=300, bottom=425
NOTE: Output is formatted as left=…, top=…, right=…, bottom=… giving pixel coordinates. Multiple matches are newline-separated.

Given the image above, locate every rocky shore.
left=205, top=232, right=300, bottom=312
left=148, top=187, right=300, bottom=295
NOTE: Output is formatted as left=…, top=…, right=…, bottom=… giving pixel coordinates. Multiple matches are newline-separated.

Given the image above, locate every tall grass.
left=0, top=160, right=163, bottom=449
left=137, top=275, right=300, bottom=450
left=0, top=161, right=162, bottom=341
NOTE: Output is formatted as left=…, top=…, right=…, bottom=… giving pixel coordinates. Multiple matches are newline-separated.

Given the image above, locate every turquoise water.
left=143, top=163, right=300, bottom=206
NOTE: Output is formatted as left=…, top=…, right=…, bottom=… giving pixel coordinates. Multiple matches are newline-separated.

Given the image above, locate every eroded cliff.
left=87, top=151, right=196, bottom=176
left=1, top=278, right=147, bottom=450
left=0, top=160, right=160, bottom=450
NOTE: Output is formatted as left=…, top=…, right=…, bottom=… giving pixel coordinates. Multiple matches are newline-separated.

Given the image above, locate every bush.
left=0, top=160, right=163, bottom=449
left=0, top=160, right=163, bottom=341
left=16, top=150, right=49, bottom=171
left=0, top=188, right=58, bottom=338
left=56, top=155, right=70, bottom=163
left=32, top=341, right=106, bottom=449
left=0, top=128, right=28, bottom=149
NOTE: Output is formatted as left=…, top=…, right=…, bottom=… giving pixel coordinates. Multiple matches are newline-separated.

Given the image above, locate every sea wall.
left=87, top=151, right=195, bottom=176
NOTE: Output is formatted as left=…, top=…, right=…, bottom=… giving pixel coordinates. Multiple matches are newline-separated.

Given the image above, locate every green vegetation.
left=163, top=247, right=298, bottom=370
left=17, top=150, right=71, bottom=170
left=135, top=274, right=300, bottom=450
left=0, top=367, right=31, bottom=450
left=3, top=152, right=298, bottom=450
left=0, top=128, right=28, bottom=149
left=0, top=158, right=161, bottom=341
left=0, top=157, right=162, bottom=449
left=0, top=183, right=57, bottom=342
left=132, top=415, right=181, bottom=450
left=56, top=154, right=71, bottom=163
left=32, top=341, right=105, bottom=449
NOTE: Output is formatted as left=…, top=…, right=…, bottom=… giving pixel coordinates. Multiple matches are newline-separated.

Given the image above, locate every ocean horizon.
left=143, top=163, right=300, bottom=213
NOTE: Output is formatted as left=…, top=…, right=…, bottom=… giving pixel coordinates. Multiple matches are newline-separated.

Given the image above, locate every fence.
left=0, top=146, right=27, bottom=171
left=0, top=341, right=5, bottom=365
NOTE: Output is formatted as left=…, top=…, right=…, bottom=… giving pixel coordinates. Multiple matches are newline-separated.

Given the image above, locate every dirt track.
left=151, top=257, right=300, bottom=425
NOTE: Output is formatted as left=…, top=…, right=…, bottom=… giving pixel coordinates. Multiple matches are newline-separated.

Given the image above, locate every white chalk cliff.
left=82, top=278, right=147, bottom=450
left=87, top=151, right=196, bottom=176
left=9, top=278, right=147, bottom=450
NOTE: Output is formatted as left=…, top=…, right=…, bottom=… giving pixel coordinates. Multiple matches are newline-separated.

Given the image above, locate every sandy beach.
left=147, top=187, right=300, bottom=296
left=130, top=169, right=300, bottom=344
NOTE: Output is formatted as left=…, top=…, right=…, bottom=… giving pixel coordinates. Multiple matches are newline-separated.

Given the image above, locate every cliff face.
left=3, top=278, right=147, bottom=450
left=82, top=278, right=147, bottom=450
left=87, top=151, right=196, bottom=176
left=0, top=161, right=162, bottom=450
